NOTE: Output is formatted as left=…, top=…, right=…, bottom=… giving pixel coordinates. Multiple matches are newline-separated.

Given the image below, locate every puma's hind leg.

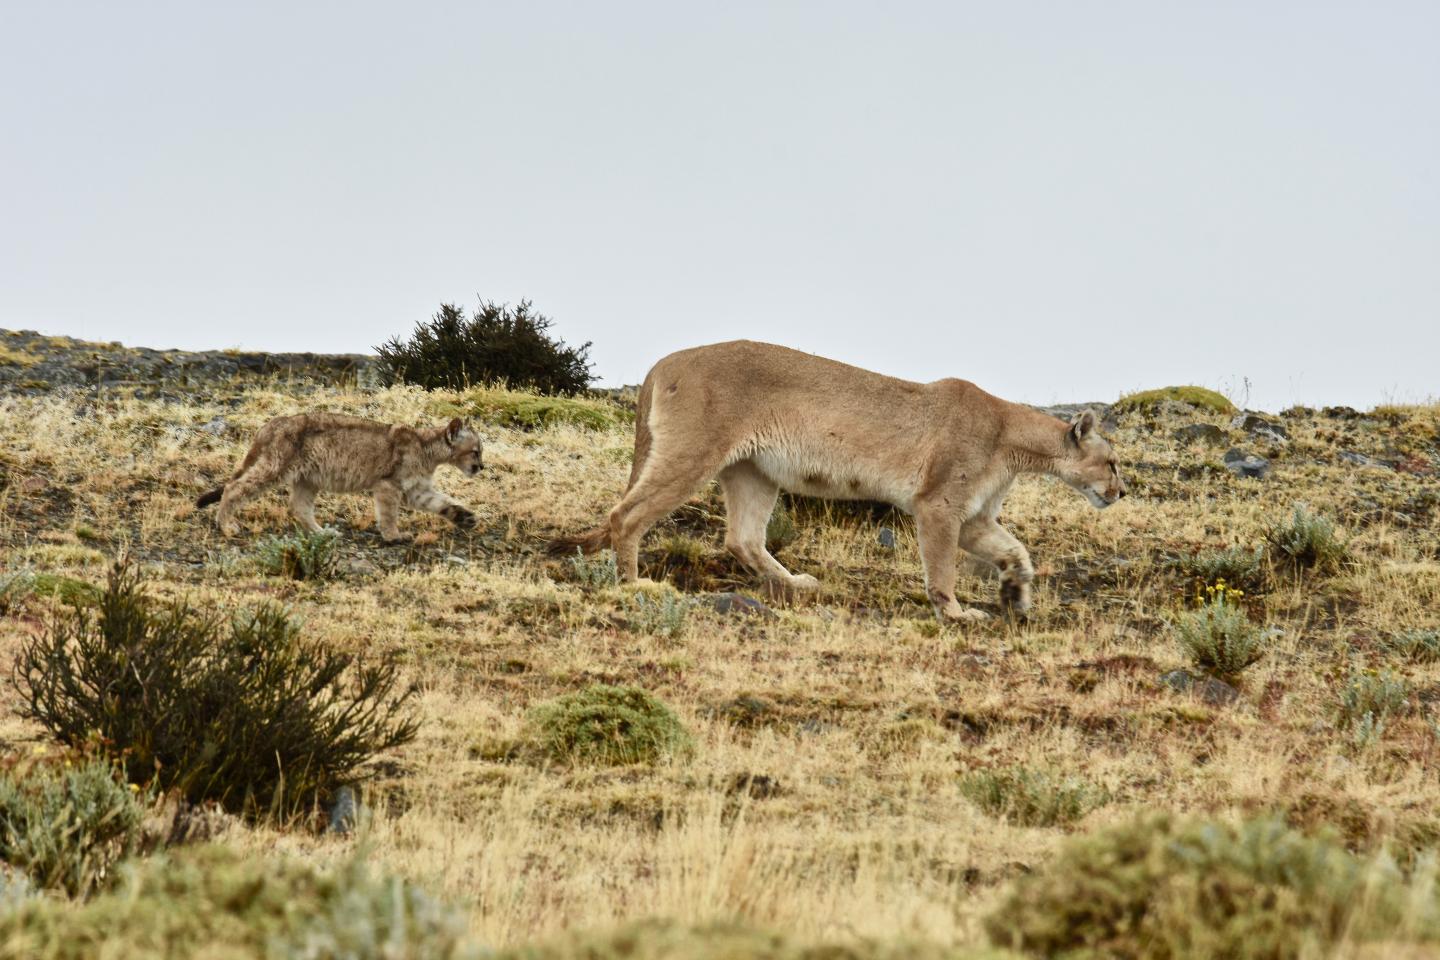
left=718, top=460, right=818, bottom=594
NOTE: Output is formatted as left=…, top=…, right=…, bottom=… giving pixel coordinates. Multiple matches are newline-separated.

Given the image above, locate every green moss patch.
left=1115, top=386, right=1236, bottom=415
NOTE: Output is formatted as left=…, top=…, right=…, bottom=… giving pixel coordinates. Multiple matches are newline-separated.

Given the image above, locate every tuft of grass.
left=522, top=684, right=693, bottom=767
left=0, top=344, right=40, bottom=367
left=0, top=843, right=476, bottom=960
left=255, top=528, right=340, bottom=581
left=1115, top=385, right=1235, bottom=416
left=984, top=813, right=1421, bottom=960
left=569, top=548, right=618, bottom=590
left=1172, top=581, right=1268, bottom=678
left=628, top=590, right=690, bottom=640
left=13, top=562, right=418, bottom=820
left=958, top=766, right=1109, bottom=828
left=1265, top=504, right=1347, bottom=573
left=1379, top=629, right=1440, bottom=663
left=1338, top=670, right=1409, bottom=730
left=0, top=568, right=37, bottom=615
left=1170, top=545, right=1265, bottom=590
left=0, top=755, right=144, bottom=897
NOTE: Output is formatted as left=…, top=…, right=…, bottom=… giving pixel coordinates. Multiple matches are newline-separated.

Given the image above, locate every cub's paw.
left=443, top=506, right=478, bottom=530
left=380, top=531, right=412, bottom=544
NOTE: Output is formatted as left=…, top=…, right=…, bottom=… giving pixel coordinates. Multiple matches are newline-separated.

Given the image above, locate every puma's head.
left=1055, top=410, right=1125, bottom=509
left=442, top=418, right=484, bottom=476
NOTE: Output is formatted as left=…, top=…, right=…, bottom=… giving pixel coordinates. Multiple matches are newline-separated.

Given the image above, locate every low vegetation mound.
left=958, top=766, right=1109, bottom=828
left=430, top=386, right=624, bottom=432
left=1265, top=504, right=1348, bottom=572
left=0, top=844, right=474, bottom=960
left=377, top=300, right=593, bottom=395
left=523, top=684, right=693, bottom=767
left=984, top=814, right=1425, bottom=959
left=12, top=563, right=418, bottom=820
left=1114, top=386, right=1235, bottom=416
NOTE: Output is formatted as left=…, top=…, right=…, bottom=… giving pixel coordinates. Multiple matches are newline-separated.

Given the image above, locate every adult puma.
left=549, top=341, right=1125, bottom=621
left=196, top=414, right=482, bottom=540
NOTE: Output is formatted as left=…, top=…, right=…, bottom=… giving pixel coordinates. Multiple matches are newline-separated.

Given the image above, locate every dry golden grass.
left=1, top=379, right=1439, bottom=955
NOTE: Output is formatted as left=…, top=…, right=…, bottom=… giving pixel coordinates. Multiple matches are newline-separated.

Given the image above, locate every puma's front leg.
left=961, top=517, right=1034, bottom=618
left=402, top=479, right=477, bottom=530
left=914, top=497, right=989, bottom=624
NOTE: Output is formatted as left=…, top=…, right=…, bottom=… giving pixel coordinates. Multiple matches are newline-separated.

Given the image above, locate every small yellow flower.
left=31, top=744, right=47, bottom=756
left=128, top=783, right=140, bottom=793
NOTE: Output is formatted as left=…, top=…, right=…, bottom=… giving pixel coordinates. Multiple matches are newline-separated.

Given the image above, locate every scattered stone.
left=725, top=772, right=783, bottom=800
left=1173, top=423, right=1226, bottom=445
left=877, top=527, right=896, bottom=550
left=1222, top=448, right=1270, bottom=480
left=710, top=592, right=776, bottom=619
left=1233, top=413, right=1289, bottom=443
left=1338, top=451, right=1391, bottom=470
left=1159, top=669, right=1241, bottom=706
left=327, top=785, right=361, bottom=835
left=444, top=555, right=468, bottom=565
left=1323, top=406, right=1362, bottom=420
left=716, top=695, right=778, bottom=727
left=199, top=416, right=228, bottom=436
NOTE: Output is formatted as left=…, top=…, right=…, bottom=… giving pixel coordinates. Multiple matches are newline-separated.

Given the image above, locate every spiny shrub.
left=1171, top=545, right=1265, bottom=590
left=958, top=766, right=1108, bottom=828
left=523, top=684, right=692, bottom=767
left=629, top=590, right=690, bottom=640
left=984, top=814, right=1418, bottom=960
left=255, top=527, right=339, bottom=581
left=569, top=548, right=618, bottom=589
left=1338, top=670, right=1410, bottom=730
left=0, top=844, right=476, bottom=960
left=0, top=569, right=36, bottom=615
left=765, top=503, right=798, bottom=554
left=1380, top=628, right=1440, bottom=663
left=0, top=755, right=143, bottom=897
left=377, top=300, right=592, bottom=395
left=1266, top=504, right=1347, bottom=572
left=1172, top=581, right=1268, bottom=678
left=12, top=563, right=417, bottom=820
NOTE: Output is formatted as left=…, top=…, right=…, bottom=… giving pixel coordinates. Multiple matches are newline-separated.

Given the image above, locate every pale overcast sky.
left=2, top=2, right=1436, bottom=410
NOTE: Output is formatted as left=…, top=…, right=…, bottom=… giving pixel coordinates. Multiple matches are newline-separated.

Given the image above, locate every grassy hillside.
left=1, top=340, right=1439, bottom=956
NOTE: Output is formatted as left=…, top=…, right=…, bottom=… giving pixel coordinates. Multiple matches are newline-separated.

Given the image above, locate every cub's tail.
left=195, top=486, right=224, bottom=509
left=544, top=525, right=612, bottom=558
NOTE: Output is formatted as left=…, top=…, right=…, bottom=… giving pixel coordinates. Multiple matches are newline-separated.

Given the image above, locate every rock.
left=726, top=772, right=783, bottom=799
left=1339, top=451, right=1392, bottom=470
left=1232, top=413, right=1289, bottom=443
left=1323, top=406, right=1362, bottom=420
left=199, top=416, right=228, bottom=436
left=716, top=695, right=779, bottom=727
left=710, top=592, right=776, bottom=619
left=1174, top=423, right=1226, bottom=445
left=1223, top=448, right=1270, bottom=480
left=1159, top=669, right=1241, bottom=706
left=877, top=527, right=896, bottom=550
left=327, top=785, right=361, bottom=834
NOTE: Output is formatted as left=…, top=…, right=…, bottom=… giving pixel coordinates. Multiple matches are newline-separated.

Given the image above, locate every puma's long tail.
left=195, top=486, right=224, bottom=509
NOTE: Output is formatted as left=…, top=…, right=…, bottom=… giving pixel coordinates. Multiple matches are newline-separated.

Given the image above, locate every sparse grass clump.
left=984, top=814, right=1418, bottom=960
left=255, top=527, right=340, bottom=581
left=1171, top=545, right=1265, bottom=590
left=765, top=503, right=798, bottom=553
left=0, top=568, right=36, bottom=615
left=1380, top=629, right=1440, bottom=663
left=0, top=844, right=476, bottom=960
left=1266, top=504, right=1347, bottom=572
left=523, top=684, right=692, bottom=767
left=0, top=755, right=144, bottom=897
left=1115, top=385, right=1235, bottom=416
left=13, top=563, right=418, bottom=820
left=1338, top=670, right=1410, bottom=730
left=629, top=590, right=690, bottom=640
left=1172, top=581, right=1267, bottom=678
left=958, top=766, right=1109, bottom=828
left=569, top=548, right=618, bottom=589
left=432, top=388, right=623, bottom=431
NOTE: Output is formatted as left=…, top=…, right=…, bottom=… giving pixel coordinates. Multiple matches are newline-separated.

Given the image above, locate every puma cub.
left=196, top=413, right=482, bottom=540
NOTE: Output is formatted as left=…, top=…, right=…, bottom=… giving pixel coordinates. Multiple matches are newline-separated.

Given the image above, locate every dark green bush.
left=958, top=766, right=1108, bottom=828
left=0, top=844, right=475, bottom=960
left=255, top=528, right=340, bottom=581
left=523, top=684, right=692, bottom=767
left=984, top=814, right=1416, bottom=959
left=0, top=755, right=143, bottom=897
left=12, top=563, right=417, bottom=820
left=377, top=300, right=593, bottom=395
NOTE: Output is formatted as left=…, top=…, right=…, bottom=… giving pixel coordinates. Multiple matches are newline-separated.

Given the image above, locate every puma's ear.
left=445, top=417, right=463, bottom=443
left=1069, top=409, right=1098, bottom=445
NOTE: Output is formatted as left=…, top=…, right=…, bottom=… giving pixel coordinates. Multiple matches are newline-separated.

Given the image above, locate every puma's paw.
left=790, top=573, right=820, bottom=592
left=938, top=604, right=990, bottom=624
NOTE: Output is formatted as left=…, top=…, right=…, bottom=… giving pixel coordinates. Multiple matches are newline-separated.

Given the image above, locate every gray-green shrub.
left=1266, top=504, right=1347, bottom=572
left=1172, top=583, right=1267, bottom=678
left=958, top=766, right=1108, bottom=828
left=255, top=528, right=340, bottom=581
left=523, top=684, right=692, bottom=767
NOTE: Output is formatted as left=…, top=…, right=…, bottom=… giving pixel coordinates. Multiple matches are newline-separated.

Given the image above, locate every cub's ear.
left=445, top=417, right=463, bottom=443
left=1069, top=409, right=1098, bottom=445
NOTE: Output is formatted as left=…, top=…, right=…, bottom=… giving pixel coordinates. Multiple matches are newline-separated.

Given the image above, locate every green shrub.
left=1172, top=582, right=1268, bottom=678
left=12, top=563, right=417, bottom=820
left=1266, top=504, right=1347, bottom=572
left=377, top=300, right=592, bottom=395
left=0, top=569, right=36, bottom=615
left=765, top=503, right=798, bottom=554
left=255, top=528, right=340, bottom=581
left=0, top=756, right=143, bottom=897
left=1339, top=670, right=1410, bottom=730
left=1170, top=545, right=1265, bottom=590
left=28, top=573, right=101, bottom=607
left=1114, top=386, right=1235, bottom=416
left=569, top=548, right=618, bottom=590
left=1380, top=628, right=1440, bottom=663
left=523, top=684, right=692, bottom=767
left=958, top=766, right=1108, bottom=828
left=984, top=814, right=1417, bottom=960
left=0, top=844, right=476, bottom=960
left=629, top=590, right=690, bottom=640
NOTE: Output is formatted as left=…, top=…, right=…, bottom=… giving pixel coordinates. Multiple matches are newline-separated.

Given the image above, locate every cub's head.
left=1055, top=410, right=1125, bottom=509
left=442, top=418, right=483, bottom=476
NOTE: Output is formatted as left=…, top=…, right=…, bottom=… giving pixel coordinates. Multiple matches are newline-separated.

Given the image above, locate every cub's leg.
left=608, top=448, right=728, bottom=583
left=289, top=479, right=323, bottom=533
left=372, top=482, right=408, bottom=542
left=914, top=496, right=989, bottom=624
left=717, top=460, right=818, bottom=593
left=960, top=516, right=1034, bottom=616
left=215, top=459, right=286, bottom=536
left=401, top=478, right=477, bottom=530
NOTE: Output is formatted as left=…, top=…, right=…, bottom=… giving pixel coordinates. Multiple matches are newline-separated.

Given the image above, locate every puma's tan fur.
left=550, top=340, right=1125, bottom=621
left=196, top=413, right=483, bottom=541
